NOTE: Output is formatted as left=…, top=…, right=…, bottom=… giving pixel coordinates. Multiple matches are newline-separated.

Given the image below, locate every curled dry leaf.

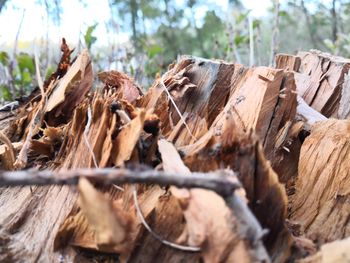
left=77, top=177, right=136, bottom=258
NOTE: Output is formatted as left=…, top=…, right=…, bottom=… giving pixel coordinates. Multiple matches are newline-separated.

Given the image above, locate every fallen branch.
left=0, top=168, right=240, bottom=198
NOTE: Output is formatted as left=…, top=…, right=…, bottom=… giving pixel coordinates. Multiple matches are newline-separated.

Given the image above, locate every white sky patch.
left=244, top=0, right=272, bottom=17
left=0, top=0, right=273, bottom=50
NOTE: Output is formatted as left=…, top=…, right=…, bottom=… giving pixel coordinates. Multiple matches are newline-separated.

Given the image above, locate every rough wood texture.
left=142, top=57, right=295, bottom=262
left=1, top=54, right=279, bottom=262
left=2, top=47, right=350, bottom=263
left=0, top=185, right=77, bottom=262
left=290, top=119, right=350, bottom=245
left=276, top=53, right=301, bottom=71
left=276, top=50, right=350, bottom=119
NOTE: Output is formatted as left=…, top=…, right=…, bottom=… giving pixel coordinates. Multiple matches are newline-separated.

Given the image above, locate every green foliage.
left=16, top=53, right=35, bottom=75
left=236, top=10, right=250, bottom=24
left=234, top=35, right=247, bottom=46
left=84, top=23, right=98, bottom=50
left=252, top=19, right=261, bottom=29
left=0, top=51, right=9, bottom=66
left=0, top=52, right=36, bottom=101
left=16, top=53, right=34, bottom=91
left=147, top=44, right=163, bottom=59
left=45, top=66, right=55, bottom=80
left=0, top=85, right=12, bottom=101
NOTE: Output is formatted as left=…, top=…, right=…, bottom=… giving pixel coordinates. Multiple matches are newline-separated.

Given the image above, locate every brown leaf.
left=77, top=178, right=136, bottom=257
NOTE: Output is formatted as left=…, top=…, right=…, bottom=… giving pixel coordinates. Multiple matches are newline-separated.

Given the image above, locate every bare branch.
left=0, top=168, right=240, bottom=198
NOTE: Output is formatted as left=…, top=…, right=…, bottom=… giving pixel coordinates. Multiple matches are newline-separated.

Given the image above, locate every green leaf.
left=234, top=35, right=247, bottom=46
left=279, top=10, right=288, bottom=17
left=324, top=39, right=336, bottom=52
left=21, top=70, right=32, bottom=85
left=0, top=51, right=9, bottom=66
left=253, top=19, right=261, bottom=29
left=129, top=65, right=135, bottom=76
left=236, top=10, right=251, bottom=24
left=84, top=23, right=98, bottom=50
left=17, top=53, right=35, bottom=74
left=147, top=44, right=163, bottom=58
left=45, top=66, right=55, bottom=80
left=0, top=85, right=12, bottom=101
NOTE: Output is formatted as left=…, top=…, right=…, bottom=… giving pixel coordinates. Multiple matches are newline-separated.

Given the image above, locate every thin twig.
left=132, top=185, right=200, bottom=252
left=0, top=101, right=19, bottom=112
left=34, top=49, right=44, bottom=95
left=159, top=74, right=196, bottom=141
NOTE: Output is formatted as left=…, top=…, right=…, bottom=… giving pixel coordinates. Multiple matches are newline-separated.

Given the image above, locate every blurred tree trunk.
left=331, top=0, right=337, bottom=43
left=188, top=3, right=208, bottom=58
left=0, top=0, right=8, bottom=13
left=300, top=0, right=318, bottom=48
left=130, top=0, right=139, bottom=50
left=269, top=0, right=279, bottom=66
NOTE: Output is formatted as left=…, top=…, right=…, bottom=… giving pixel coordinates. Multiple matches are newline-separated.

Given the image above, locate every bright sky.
left=0, top=0, right=272, bottom=49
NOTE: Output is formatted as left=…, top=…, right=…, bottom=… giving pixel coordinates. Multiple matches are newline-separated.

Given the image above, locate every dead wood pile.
left=0, top=41, right=349, bottom=263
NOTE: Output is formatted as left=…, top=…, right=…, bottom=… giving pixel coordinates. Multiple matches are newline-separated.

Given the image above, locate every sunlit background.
left=0, top=0, right=348, bottom=100
left=0, top=0, right=271, bottom=47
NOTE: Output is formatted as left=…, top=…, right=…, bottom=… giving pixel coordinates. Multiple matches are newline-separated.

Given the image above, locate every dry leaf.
left=78, top=178, right=136, bottom=257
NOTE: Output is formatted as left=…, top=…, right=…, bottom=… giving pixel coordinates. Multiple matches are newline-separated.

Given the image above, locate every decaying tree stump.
left=289, top=119, right=350, bottom=244
left=276, top=50, right=350, bottom=119
left=0, top=43, right=349, bottom=263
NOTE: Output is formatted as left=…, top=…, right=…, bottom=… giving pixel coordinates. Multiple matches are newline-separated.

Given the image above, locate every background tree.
left=1, top=0, right=350, bottom=100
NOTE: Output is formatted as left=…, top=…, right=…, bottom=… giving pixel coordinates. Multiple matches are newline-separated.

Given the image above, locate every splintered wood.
left=0, top=41, right=349, bottom=263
